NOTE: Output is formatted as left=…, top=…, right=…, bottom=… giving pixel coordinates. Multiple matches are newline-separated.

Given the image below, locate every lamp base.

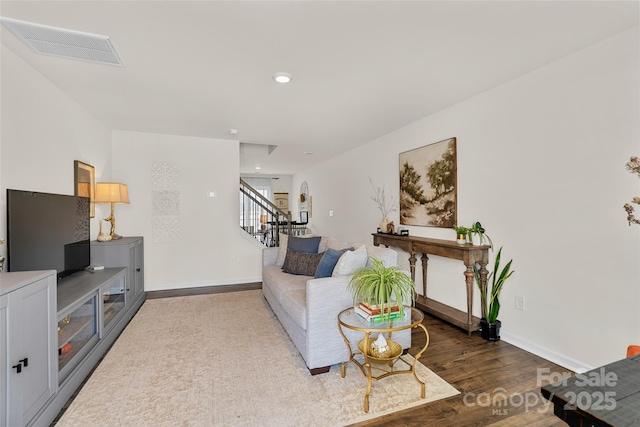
left=110, top=233, right=124, bottom=240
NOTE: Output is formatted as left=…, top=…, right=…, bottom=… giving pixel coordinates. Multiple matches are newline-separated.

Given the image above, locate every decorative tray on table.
left=357, top=339, right=402, bottom=362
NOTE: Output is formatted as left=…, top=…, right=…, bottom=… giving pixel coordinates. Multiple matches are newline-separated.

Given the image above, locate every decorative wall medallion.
left=151, top=190, right=180, bottom=216
left=152, top=217, right=182, bottom=243
left=151, top=161, right=180, bottom=188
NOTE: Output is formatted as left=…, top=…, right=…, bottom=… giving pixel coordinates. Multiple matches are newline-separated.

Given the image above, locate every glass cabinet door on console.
left=57, top=295, right=98, bottom=382
left=101, top=274, right=126, bottom=336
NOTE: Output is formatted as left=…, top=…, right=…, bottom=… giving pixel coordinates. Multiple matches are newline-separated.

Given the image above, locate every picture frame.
left=399, top=137, right=457, bottom=228
left=74, top=160, right=95, bottom=218
left=274, top=192, right=289, bottom=211
left=299, top=195, right=312, bottom=218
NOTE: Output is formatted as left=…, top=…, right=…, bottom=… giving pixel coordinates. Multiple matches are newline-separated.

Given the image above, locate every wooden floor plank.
left=349, top=312, right=570, bottom=426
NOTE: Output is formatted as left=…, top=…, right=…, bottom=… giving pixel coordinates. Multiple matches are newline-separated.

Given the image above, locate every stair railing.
left=239, top=178, right=291, bottom=246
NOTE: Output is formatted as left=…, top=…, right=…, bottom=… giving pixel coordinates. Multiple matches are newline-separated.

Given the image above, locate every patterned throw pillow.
left=275, top=234, right=320, bottom=267
left=282, top=248, right=324, bottom=276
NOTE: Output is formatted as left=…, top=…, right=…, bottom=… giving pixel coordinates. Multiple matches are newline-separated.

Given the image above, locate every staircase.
left=239, top=178, right=291, bottom=247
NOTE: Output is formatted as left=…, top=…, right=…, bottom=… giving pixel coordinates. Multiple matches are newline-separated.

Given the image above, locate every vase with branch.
left=370, top=177, right=398, bottom=233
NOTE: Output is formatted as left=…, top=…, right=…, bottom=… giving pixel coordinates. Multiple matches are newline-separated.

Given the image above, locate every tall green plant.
left=348, top=258, right=416, bottom=318
left=473, top=247, right=514, bottom=324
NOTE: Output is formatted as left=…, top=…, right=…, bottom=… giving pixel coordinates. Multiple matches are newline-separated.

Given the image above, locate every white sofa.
left=261, top=236, right=412, bottom=374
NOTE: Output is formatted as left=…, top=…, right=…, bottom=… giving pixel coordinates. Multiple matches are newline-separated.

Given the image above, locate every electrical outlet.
left=515, top=295, right=525, bottom=311
left=329, top=210, right=334, bottom=217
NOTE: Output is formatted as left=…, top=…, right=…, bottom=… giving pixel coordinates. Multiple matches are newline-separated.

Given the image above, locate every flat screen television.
left=6, top=189, right=91, bottom=280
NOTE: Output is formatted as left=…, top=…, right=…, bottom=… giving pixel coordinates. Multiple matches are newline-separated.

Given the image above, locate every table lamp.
left=94, top=182, right=130, bottom=239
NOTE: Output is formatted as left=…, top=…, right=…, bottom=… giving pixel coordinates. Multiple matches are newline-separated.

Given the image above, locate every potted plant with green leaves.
left=468, top=221, right=493, bottom=247
left=348, top=258, right=416, bottom=320
left=453, top=225, right=469, bottom=244
left=473, top=247, right=514, bottom=341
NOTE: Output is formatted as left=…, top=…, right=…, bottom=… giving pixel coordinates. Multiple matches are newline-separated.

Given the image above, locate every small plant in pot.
left=348, top=258, right=416, bottom=319
left=468, top=221, right=493, bottom=247
left=453, top=225, right=469, bottom=244
left=473, top=247, right=514, bottom=341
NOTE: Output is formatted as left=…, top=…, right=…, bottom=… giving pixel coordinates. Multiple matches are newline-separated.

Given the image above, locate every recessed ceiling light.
left=255, top=166, right=261, bottom=170
left=304, top=151, right=313, bottom=155
left=229, top=129, right=238, bottom=135
left=273, top=72, right=293, bottom=84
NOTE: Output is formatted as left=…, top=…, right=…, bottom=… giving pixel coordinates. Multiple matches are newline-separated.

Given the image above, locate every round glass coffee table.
left=337, top=306, right=430, bottom=413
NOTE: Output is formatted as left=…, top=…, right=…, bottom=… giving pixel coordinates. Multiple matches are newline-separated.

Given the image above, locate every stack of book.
left=354, top=301, right=401, bottom=322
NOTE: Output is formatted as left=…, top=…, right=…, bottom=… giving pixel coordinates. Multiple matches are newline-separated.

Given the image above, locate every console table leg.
left=479, top=263, right=488, bottom=319
left=421, top=254, right=428, bottom=297
left=408, top=252, right=417, bottom=283
left=464, top=265, right=475, bottom=337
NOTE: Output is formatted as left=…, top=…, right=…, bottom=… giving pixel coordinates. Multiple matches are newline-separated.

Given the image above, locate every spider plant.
left=469, top=221, right=493, bottom=248
left=348, top=258, right=416, bottom=319
left=473, top=247, right=514, bottom=324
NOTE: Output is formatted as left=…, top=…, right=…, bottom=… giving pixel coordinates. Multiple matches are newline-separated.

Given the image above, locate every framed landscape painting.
left=399, top=138, right=457, bottom=228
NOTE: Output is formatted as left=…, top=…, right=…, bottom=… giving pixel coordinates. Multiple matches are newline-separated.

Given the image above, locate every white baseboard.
left=501, top=331, right=594, bottom=374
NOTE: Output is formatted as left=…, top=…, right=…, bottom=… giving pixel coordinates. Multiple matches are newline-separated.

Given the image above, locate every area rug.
left=56, top=290, right=459, bottom=427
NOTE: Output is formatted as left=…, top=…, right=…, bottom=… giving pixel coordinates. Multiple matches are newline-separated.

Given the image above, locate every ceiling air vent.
left=1, top=17, right=123, bottom=66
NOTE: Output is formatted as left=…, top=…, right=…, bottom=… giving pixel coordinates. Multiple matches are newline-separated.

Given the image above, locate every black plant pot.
left=480, top=319, right=502, bottom=341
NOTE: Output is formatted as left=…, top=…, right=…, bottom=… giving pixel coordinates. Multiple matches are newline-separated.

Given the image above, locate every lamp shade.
left=94, top=182, right=130, bottom=204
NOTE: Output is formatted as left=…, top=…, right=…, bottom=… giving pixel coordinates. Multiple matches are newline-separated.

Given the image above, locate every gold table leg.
left=338, top=310, right=430, bottom=413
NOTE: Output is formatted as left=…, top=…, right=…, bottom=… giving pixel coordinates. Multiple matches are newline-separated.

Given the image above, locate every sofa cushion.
left=314, top=247, right=352, bottom=278
left=276, top=233, right=320, bottom=267
left=275, top=233, right=288, bottom=267
left=332, top=245, right=368, bottom=276
left=365, top=244, right=397, bottom=267
left=326, top=237, right=357, bottom=251
left=262, top=264, right=309, bottom=331
left=288, top=235, right=321, bottom=253
left=282, top=248, right=324, bottom=276
left=280, top=288, right=307, bottom=330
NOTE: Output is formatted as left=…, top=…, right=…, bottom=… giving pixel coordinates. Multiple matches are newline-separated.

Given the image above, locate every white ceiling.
left=1, top=1, right=638, bottom=175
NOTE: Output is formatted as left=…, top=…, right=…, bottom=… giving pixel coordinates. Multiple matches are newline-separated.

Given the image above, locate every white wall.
left=0, top=45, right=113, bottom=261
left=111, top=131, right=262, bottom=292
left=2, top=20, right=638, bottom=372
left=293, top=26, right=640, bottom=371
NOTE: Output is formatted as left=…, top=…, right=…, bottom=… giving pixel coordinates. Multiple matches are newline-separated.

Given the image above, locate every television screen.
left=7, top=189, right=91, bottom=280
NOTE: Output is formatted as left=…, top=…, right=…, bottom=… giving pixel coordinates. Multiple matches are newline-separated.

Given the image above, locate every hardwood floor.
left=351, top=313, right=570, bottom=427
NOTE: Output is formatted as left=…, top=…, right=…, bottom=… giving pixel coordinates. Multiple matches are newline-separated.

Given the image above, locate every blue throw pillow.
left=314, top=247, right=353, bottom=278
left=288, top=235, right=321, bottom=253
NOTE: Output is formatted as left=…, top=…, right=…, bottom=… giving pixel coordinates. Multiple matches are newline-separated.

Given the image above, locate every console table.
left=372, top=233, right=490, bottom=336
